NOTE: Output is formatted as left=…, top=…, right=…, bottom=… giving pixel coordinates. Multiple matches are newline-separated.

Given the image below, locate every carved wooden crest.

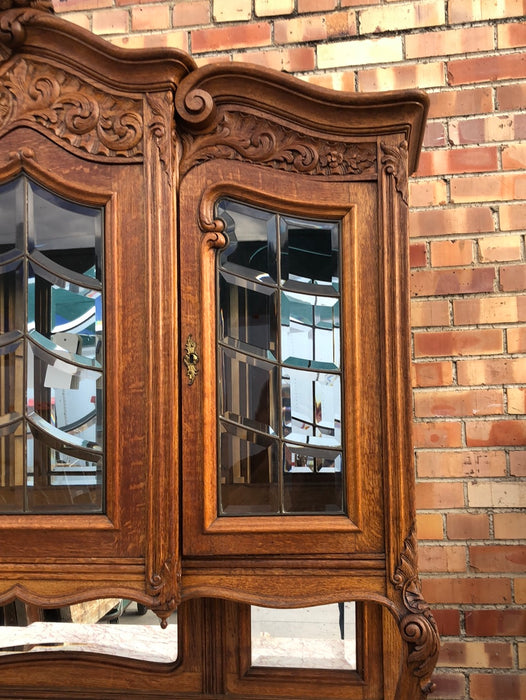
left=180, top=109, right=377, bottom=178
left=0, top=57, right=144, bottom=159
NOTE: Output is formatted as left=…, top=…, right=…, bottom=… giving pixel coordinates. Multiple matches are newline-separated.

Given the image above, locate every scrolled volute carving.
left=381, top=139, right=409, bottom=204
left=175, top=86, right=217, bottom=131
left=393, top=526, right=440, bottom=697
left=181, top=110, right=377, bottom=178
left=0, top=58, right=143, bottom=159
left=0, top=0, right=53, bottom=53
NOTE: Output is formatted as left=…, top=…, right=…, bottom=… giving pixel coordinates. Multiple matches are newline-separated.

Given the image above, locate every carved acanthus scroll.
left=0, top=57, right=143, bottom=159
left=381, top=140, right=409, bottom=204
left=180, top=110, right=377, bottom=178
left=393, top=526, right=440, bottom=697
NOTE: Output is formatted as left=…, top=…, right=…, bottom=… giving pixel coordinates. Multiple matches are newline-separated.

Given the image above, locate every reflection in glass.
left=0, top=600, right=178, bottom=663
left=0, top=422, right=24, bottom=512
left=217, top=199, right=343, bottom=515
left=220, top=422, right=278, bottom=515
left=0, top=175, right=104, bottom=514
left=251, top=603, right=356, bottom=670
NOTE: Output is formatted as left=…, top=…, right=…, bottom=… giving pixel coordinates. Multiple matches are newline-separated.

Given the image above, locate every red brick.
left=410, top=241, right=427, bottom=267
left=451, top=173, right=526, bottom=204
left=430, top=239, right=473, bottom=267
left=414, top=329, right=503, bottom=357
left=497, top=82, right=526, bottom=110
left=432, top=609, right=461, bottom=636
left=421, top=577, right=512, bottom=605
left=510, top=450, right=526, bottom=477
left=448, top=52, right=526, bottom=86
left=479, top=235, right=522, bottom=262
left=508, top=327, right=526, bottom=353
left=450, top=114, right=517, bottom=145
left=131, top=4, right=170, bottom=31
left=419, top=545, right=466, bottom=573
left=447, top=513, right=490, bottom=540
left=508, top=386, right=526, bottom=414
left=191, top=23, right=272, bottom=53
left=358, top=61, right=445, bottom=92
left=413, top=421, right=463, bottom=448
left=498, top=21, right=526, bottom=49
left=411, top=268, right=495, bottom=297
left=422, top=121, right=447, bottom=148
left=470, top=673, right=526, bottom=700
left=414, top=388, right=503, bottom=418
left=406, top=26, right=493, bottom=59
left=409, top=179, right=448, bottom=207
left=325, top=10, right=357, bottom=39
left=499, top=203, right=526, bottom=231
left=411, top=299, right=450, bottom=327
left=415, top=482, right=464, bottom=509
left=516, top=578, right=526, bottom=604
left=465, top=608, right=526, bottom=637
left=173, top=1, right=210, bottom=27
left=409, top=207, right=494, bottom=238
left=417, top=450, right=506, bottom=478
left=416, top=512, right=444, bottom=540
left=431, top=673, right=466, bottom=699
left=438, top=641, right=513, bottom=668
left=427, top=87, right=493, bottom=119
left=412, top=361, right=454, bottom=387
left=494, top=512, right=526, bottom=540
left=457, top=358, right=526, bottom=386
left=417, top=147, right=498, bottom=177
left=470, top=545, right=526, bottom=573
left=503, top=143, right=526, bottom=169
left=274, top=15, right=326, bottom=44
left=234, top=47, right=316, bottom=72
left=466, top=419, right=526, bottom=447
left=298, top=0, right=336, bottom=10
left=453, top=296, right=526, bottom=325
left=500, top=265, right=526, bottom=292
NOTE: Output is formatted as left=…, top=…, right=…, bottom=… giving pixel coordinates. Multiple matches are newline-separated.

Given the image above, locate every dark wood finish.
left=0, top=2, right=439, bottom=698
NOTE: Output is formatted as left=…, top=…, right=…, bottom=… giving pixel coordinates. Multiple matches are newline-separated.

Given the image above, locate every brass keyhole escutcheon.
left=183, top=335, right=199, bottom=385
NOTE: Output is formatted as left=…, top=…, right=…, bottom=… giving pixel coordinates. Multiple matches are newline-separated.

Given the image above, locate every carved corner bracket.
left=0, top=57, right=144, bottom=160
left=381, top=140, right=409, bottom=204
left=180, top=109, right=377, bottom=179
left=392, top=525, right=440, bottom=698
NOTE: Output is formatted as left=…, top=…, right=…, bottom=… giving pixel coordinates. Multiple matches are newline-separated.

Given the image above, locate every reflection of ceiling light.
left=52, top=307, right=96, bottom=334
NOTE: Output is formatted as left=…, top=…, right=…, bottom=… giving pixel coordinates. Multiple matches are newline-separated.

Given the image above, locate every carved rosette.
left=0, top=57, right=143, bottom=159
left=381, top=140, right=409, bottom=204
left=393, top=526, right=440, bottom=697
left=180, top=110, right=376, bottom=178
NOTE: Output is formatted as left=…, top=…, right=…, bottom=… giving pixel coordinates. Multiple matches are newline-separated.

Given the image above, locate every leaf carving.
left=0, top=57, right=143, bottom=159
left=381, top=140, right=409, bottom=204
left=181, top=110, right=376, bottom=178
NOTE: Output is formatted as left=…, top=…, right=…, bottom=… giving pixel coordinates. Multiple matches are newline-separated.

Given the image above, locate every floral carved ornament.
left=0, top=57, right=143, bottom=159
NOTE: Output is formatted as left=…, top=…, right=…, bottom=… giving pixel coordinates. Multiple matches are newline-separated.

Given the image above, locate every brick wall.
left=52, top=0, right=526, bottom=697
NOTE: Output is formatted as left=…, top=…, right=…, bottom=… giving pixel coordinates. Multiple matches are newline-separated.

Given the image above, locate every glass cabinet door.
left=0, top=175, right=103, bottom=513
left=217, top=200, right=344, bottom=517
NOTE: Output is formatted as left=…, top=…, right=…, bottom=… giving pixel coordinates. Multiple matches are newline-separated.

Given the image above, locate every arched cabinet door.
left=0, top=1, right=194, bottom=620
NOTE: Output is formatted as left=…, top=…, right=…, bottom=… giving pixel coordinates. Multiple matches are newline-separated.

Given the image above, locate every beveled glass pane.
left=218, top=200, right=278, bottom=284
left=282, top=368, right=341, bottom=447
left=220, top=422, right=279, bottom=515
left=0, top=264, right=23, bottom=335
left=219, top=271, right=277, bottom=360
left=29, top=181, right=102, bottom=279
left=281, top=291, right=340, bottom=370
left=0, top=340, right=23, bottom=419
left=0, top=178, right=24, bottom=256
left=28, top=267, right=102, bottom=362
left=220, top=347, right=278, bottom=435
left=26, top=428, right=102, bottom=513
left=0, top=421, right=24, bottom=512
left=27, top=341, right=102, bottom=447
left=284, top=444, right=343, bottom=513
left=281, top=217, right=339, bottom=290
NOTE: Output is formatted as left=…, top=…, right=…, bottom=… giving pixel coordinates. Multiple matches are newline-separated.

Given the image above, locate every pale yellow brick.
left=255, top=0, right=294, bottom=16
left=317, top=36, right=403, bottom=69
left=479, top=235, right=522, bottom=262
left=360, top=0, right=445, bottom=34
left=508, top=387, right=526, bottom=415
left=468, top=481, right=526, bottom=508
left=213, top=0, right=251, bottom=22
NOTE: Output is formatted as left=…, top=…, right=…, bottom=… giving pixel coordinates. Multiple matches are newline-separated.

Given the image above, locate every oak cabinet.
left=0, top=2, right=439, bottom=698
